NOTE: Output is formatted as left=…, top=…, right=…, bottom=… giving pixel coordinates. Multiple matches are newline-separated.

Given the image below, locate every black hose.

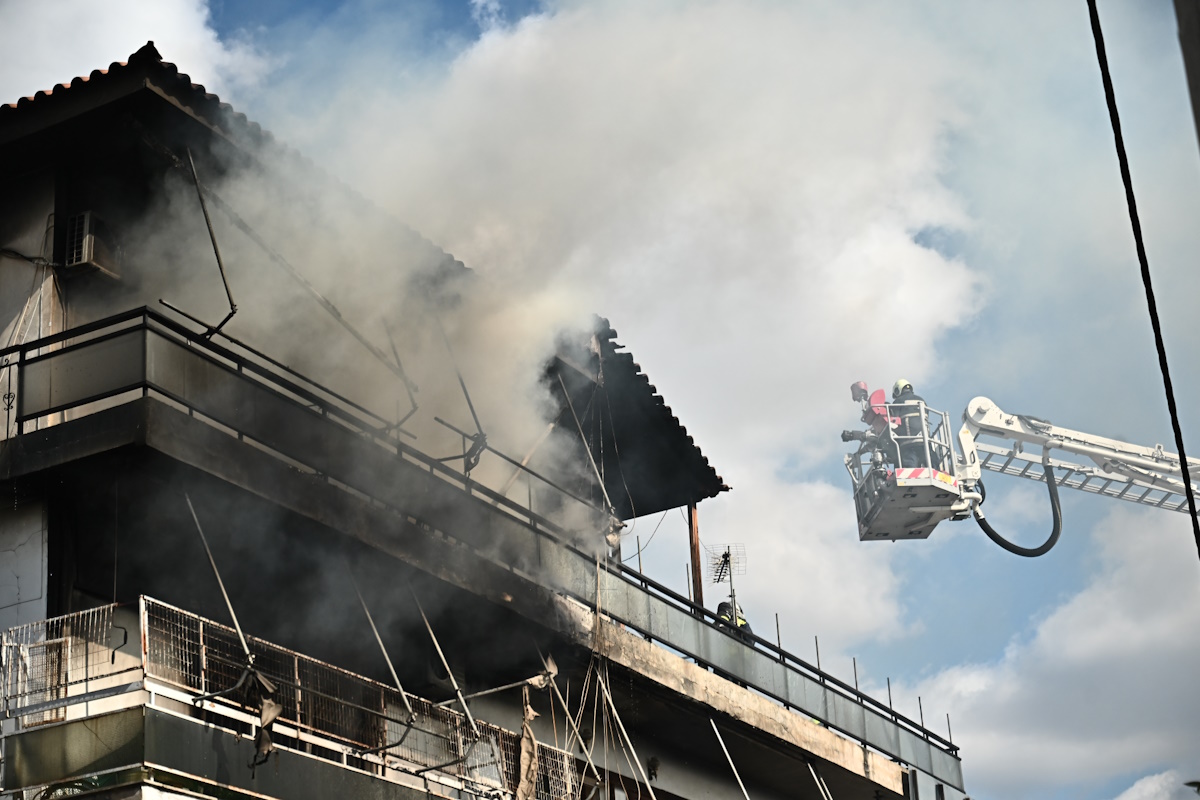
left=973, top=464, right=1062, bottom=557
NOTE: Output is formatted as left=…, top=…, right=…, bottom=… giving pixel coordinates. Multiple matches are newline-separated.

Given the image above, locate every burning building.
left=0, top=44, right=968, bottom=800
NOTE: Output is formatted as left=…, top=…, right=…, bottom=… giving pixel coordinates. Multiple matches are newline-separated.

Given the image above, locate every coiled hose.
left=972, top=464, right=1062, bottom=557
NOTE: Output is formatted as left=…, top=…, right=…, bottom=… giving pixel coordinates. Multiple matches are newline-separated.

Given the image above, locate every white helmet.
left=892, top=379, right=913, bottom=399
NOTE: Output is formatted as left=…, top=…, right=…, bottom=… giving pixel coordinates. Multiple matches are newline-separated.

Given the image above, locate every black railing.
left=603, top=555, right=958, bottom=753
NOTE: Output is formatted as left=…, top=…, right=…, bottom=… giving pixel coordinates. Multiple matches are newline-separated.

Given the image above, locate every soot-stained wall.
left=45, top=448, right=566, bottom=701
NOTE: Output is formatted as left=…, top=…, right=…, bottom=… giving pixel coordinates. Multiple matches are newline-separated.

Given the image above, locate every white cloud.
left=249, top=0, right=985, bottom=659
left=0, top=0, right=270, bottom=106
left=1112, top=771, right=1197, bottom=800
left=894, top=507, right=1200, bottom=796
left=470, top=0, right=506, bottom=32
left=426, top=0, right=971, bottom=633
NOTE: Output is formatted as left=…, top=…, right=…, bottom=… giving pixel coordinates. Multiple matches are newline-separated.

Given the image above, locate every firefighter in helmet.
left=891, top=379, right=928, bottom=468
left=717, top=600, right=753, bottom=642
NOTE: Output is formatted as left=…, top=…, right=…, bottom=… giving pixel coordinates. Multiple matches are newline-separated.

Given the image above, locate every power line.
left=1085, top=0, right=1200, bottom=562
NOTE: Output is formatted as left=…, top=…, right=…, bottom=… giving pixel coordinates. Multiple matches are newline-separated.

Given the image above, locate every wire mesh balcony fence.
left=3, top=598, right=579, bottom=799
left=1, top=604, right=120, bottom=726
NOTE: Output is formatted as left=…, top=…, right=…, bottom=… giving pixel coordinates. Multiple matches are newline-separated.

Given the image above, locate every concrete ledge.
left=555, top=597, right=905, bottom=796
left=3, top=706, right=433, bottom=798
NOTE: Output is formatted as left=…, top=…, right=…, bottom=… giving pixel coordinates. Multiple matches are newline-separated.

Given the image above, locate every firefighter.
left=717, top=600, right=753, bottom=642
left=892, top=379, right=928, bottom=468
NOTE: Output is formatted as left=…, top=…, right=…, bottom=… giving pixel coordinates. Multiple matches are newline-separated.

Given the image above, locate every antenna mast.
left=706, top=543, right=746, bottom=613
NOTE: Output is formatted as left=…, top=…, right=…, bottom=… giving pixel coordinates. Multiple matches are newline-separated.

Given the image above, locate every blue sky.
left=3, top=1, right=1199, bottom=798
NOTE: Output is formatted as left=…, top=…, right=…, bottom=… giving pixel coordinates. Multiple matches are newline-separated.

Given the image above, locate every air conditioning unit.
left=63, top=211, right=120, bottom=279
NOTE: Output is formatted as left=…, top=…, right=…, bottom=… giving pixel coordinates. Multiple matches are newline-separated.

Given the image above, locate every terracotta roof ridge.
left=0, top=41, right=463, bottom=271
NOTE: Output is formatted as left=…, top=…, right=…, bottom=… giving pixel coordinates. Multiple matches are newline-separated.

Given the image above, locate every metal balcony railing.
left=2, top=598, right=578, bottom=797
left=0, top=306, right=602, bottom=536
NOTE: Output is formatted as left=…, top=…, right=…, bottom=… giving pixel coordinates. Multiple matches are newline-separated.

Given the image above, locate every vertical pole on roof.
left=688, top=502, right=704, bottom=608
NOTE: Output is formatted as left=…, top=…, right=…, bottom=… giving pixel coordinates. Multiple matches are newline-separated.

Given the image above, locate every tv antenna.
left=705, top=543, right=746, bottom=613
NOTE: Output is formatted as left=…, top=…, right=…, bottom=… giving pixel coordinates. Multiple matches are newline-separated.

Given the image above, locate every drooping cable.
left=1086, top=0, right=1200, bottom=562
left=558, top=373, right=618, bottom=518
left=602, top=385, right=637, bottom=523
left=535, top=646, right=603, bottom=784
left=597, top=663, right=657, bottom=800
left=973, top=463, right=1063, bottom=557
left=623, top=510, right=669, bottom=565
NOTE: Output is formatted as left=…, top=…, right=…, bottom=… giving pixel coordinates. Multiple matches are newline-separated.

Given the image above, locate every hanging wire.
left=602, top=385, right=638, bottom=527
left=558, top=373, right=618, bottom=517
left=1086, top=0, right=1200, bottom=561
left=600, top=661, right=648, bottom=799
left=623, top=510, right=669, bottom=564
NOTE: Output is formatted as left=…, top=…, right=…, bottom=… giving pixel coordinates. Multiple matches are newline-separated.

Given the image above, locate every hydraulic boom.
left=842, top=384, right=1199, bottom=556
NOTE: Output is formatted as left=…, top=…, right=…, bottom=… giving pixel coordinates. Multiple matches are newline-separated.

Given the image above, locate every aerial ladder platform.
left=842, top=382, right=1199, bottom=555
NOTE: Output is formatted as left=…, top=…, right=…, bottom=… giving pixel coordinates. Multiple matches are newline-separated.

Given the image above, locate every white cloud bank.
left=0, top=0, right=269, bottom=106
left=1113, top=771, right=1197, bottom=800
left=314, top=0, right=982, bottom=655
left=895, top=507, right=1200, bottom=797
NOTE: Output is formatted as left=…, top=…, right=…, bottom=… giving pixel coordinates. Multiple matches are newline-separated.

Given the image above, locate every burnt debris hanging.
left=433, top=652, right=557, bottom=708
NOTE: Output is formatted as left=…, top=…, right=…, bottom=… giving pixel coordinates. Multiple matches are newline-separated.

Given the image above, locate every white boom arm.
left=841, top=385, right=1197, bottom=555
left=957, top=396, right=1198, bottom=514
